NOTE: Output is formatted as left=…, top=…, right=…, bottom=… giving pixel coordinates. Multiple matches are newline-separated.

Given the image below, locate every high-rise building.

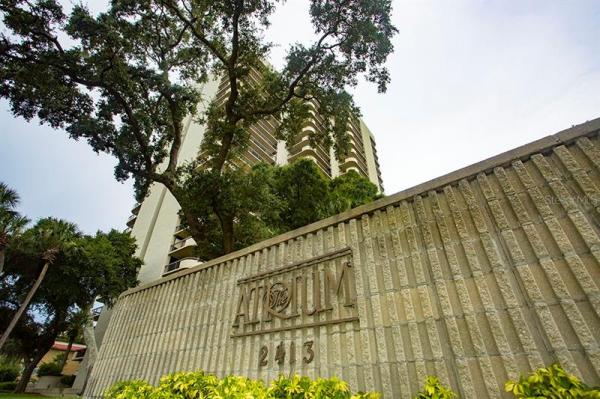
left=84, top=118, right=600, bottom=399
left=126, top=77, right=383, bottom=285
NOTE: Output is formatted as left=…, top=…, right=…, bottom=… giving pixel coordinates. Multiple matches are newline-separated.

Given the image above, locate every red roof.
left=52, top=341, right=86, bottom=352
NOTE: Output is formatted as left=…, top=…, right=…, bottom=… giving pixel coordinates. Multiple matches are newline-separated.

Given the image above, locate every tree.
left=179, top=159, right=379, bottom=260
left=272, top=158, right=331, bottom=230
left=0, top=182, right=28, bottom=274
left=328, top=169, right=380, bottom=214
left=0, top=218, right=77, bottom=352
left=0, top=219, right=141, bottom=392
left=56, top=309, right=88, bottom=372
left=177, top=162, right=283, bottom=260
left=0, top=0, right=397, bottom=257
left=271, top=159, right=381, bottom=230
left=0, top=248, right=57, bottom=350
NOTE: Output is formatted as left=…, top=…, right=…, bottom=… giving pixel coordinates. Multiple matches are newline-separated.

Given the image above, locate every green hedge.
left=0, top=355, right=20, bottom=383
left=105, top=372, right=379, bottom=399
left=0, top=381, right=17, bottom=392
left=105, top=364, right=600, bottom=399
left=0, top=366, right=18, bottom=384
left=37, top=361, right=62, bottom=377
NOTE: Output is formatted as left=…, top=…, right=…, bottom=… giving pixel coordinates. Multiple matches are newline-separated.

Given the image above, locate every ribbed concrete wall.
left=85, top=120, right=600, bottom=398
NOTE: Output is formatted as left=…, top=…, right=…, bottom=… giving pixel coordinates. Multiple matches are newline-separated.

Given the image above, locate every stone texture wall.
left=85, top=120, right=600, bottom=398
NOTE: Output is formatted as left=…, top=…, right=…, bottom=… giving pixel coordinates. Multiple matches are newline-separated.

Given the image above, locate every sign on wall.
left=231, top=247, right=359, bottom=338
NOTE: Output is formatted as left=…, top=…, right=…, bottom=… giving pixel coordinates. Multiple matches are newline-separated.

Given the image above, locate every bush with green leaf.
left=104, top=371, right=380, bottom=399
left=37, top=360, right=63, bottom=377
left=0, top=355, right=20, bottom=383
left=505, top=363, right=600, bottom=399
left=152, top=371, right=219, bottom=398
left=104, top=379, right=154, bottom=399
left=414, top=376, right=456, bottom=399
left=0, top=381, right=17, bottom=392
left=268, top=375, right=379, bottom=399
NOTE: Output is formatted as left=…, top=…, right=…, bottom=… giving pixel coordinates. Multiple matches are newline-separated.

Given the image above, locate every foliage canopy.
left=0, top=217, right=141, bottom=391
left=0, top=182, right=28, bottom=273
left=178, top=159, right=380, bottom=261
left=0, top=0, right=396, bottom=256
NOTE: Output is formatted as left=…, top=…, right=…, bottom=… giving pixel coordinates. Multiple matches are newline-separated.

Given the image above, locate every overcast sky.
left=1, top=0, right=600, bottom=234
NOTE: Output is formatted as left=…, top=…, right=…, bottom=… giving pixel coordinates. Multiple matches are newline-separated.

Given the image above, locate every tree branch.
left=213, top=0, right=244, bottom=172
left=164, top=95, right=183, bottom=176
left=225, top=0, right=242, bottom=119
left=12, top=29, right=157, bottom=174
left=249, top=29, right=336, bottom=118
left=160, top=0, right=228, bottom=65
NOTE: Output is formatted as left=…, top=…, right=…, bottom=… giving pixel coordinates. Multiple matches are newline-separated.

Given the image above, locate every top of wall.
left=123, top=116, right=600, bottom=297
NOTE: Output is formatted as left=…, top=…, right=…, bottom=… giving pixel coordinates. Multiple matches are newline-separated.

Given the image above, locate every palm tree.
left=0, top=218, right=81, bottom=352
left=0, top=248, right=58, bottom=350
left=0, top=182, right=29, bottom=273
left=57, top=309, right=89, bottom=372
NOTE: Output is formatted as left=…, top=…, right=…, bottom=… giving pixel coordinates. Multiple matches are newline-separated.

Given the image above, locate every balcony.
left=340, top=157, right=367, bottom=176
left=174, top=223, right=191, bottom=239
left=92, top=305, right=104, bottom=321
left=131, top=202, right=141, bottom=215
left=169, top=237, right=197, bottom=259
left=126, top=214, right=137, bottom=228
left=163, top=257, right=201, bottom=276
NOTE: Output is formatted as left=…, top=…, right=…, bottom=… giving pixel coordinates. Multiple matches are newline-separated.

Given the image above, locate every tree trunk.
left=0, top=232, right=7, bottom=274
left=14, top=350, right=46, bottom=393
left=221, top=217, right=235, bottom=254
left=58, top=333, right=75, bottom=372
left=0, top=261, right=50, bottom=350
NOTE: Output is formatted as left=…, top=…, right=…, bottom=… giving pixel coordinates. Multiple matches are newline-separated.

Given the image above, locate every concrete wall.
left=84, top=119, right=600, bottom=398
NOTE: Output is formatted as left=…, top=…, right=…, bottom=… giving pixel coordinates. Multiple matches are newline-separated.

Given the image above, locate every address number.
left=259, top=341, right=314, bottom=367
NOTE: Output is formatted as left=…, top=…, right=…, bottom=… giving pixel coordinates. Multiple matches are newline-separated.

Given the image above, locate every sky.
left=1, top=0, right=600, bottom=234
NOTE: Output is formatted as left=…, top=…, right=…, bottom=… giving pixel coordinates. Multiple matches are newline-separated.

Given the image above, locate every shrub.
left=414, top=376, right=456, bottom=399
left=61, top=374, right=76, bottom=386
left=505, top=364, right=600, bottom=398
left=37, top=361, right=63, bottom=377
left=268, top=375, right=380, bottom=399
left=0, top=381, right=17, bottom=392
left=105, top=379, right=154, bottom=398
left=152, top=371, right=219, bottom=398
left=0, top=355, right=20, bottom=383
left=0, top=365, right=19, bottom=383
left=104, top=371, right=380, bottom=399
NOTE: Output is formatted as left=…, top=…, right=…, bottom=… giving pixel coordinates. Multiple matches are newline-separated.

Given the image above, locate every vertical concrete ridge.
left=85, top=121, right=600, bottom=398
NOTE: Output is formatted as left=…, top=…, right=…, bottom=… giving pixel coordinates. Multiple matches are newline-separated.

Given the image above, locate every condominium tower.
left=127, top=78, right=384, bottom=285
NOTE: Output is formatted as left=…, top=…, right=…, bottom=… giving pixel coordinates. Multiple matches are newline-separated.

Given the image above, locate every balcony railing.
left=170, top=237, right=195, bottom=251
left=163, top=258, right=200, bottom=275
left=126, top=214, right=137, bottom=227
left=131, top=202, right=141, bottom=215
left=164, top=260, right=182, bottom=274
left=175, top=223, right=188, bottom=233
left=173, top=223, right=191, bottom=239
left=92, top=305, right=104, bottom=321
